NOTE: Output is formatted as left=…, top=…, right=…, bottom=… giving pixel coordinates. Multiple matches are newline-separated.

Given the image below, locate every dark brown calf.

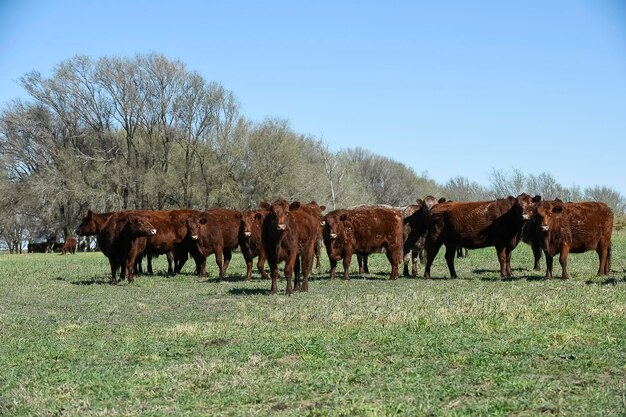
left=323, top=205, right=403, bottom=280
left=238, top=207, right=270, bottom=280
left=97, top=213, right=157, bottom=284
left=176, top=208, right=241, bottom=278
left=262, top=199, right=320, bottom=294
left=532, top=200, right=613, bottom=279
left=424, top=194, right=540, bottom=279
left=61, top=237, right=77, bottom=255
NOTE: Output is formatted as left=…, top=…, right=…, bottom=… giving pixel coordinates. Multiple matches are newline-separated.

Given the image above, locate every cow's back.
left=565, top=202, right=613, bottom=252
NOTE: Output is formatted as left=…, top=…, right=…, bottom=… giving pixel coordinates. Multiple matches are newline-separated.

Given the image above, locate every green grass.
left=1, top=232, right=625, bottom=417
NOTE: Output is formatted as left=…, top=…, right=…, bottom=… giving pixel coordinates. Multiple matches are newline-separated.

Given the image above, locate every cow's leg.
left=363, top=255, right=369, bottom=274
left=175, top=251, right=188, bottom=274
left=192, top=252, right=207, bottom=277
left=505, top=248, right=513, bottom=277
left=402, top=245, right=411, bottom=277
left=424, top=240, right=442, bottom=280
left=444, top=244, right=458, bottom=279
left=258, top=253, right=269, bottom=279
left=357, top=254, right=365, bottom=275
left=147, top=253, right=154, bottom=275
left=294, top=256, right=301, bottom=291
left=496, top=246, right=508, bottom=277
left=300, top=245, right=314, bottom=292
left=329, top=258, right=337, bottom=280
left=109, top=259, right=118, bottom=285
left=597, top=241, right=610, bottom=275
left=166, top=251, right=175, bottom=275
left=342, top=253, right=352, bottom=280
left=411, top=249, right=420, bottom=276
left=214, top=248, right=224, bottom=279
left=222, top=249, right=232, bottom=277
left=269, top=260, right=279, bottom=294
left=385, top=249, right=400, bottom=280
left=544, top=252, right=553, bottom=279
left=531, top=241, right=542, bottom=271
left=244, top=254, right=253, bottom=280
left=559, top=245, right=570, bottom=280
left=284, top=253, right=296, bottom=295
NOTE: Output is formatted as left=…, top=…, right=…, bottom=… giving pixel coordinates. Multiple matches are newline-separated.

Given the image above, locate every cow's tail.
left=606, top=242, right=612, bottom=274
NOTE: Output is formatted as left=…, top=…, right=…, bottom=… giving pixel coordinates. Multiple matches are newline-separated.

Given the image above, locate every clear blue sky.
left=1, top=0, right=625, bottom=197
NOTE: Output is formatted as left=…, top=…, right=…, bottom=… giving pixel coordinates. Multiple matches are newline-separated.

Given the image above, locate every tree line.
left=1, top=53, right=624, bottom=252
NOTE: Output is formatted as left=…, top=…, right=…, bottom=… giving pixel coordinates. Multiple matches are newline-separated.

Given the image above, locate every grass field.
left=1, top=232, right=625, bottom=417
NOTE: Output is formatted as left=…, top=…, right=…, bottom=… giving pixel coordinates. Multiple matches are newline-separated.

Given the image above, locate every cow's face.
left=75, top=210, right=97, bottom=236
left=323, top=211, right=347, bottom=243
left=184, top=216, right=204, bottom=241
left=516, top=193, right=541, bottom=220
left=534, top=201, right=564, bottom=233
left=270, top=199, right=291, bottom=231
left=241, top=210, right=263, bottom=238
left=128, top=216, right=157, bottom=237
left=303, top=201, right=327, bottom=227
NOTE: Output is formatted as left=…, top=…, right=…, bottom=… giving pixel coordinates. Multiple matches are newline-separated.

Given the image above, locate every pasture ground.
left=1, top=232, right=625, bottom=416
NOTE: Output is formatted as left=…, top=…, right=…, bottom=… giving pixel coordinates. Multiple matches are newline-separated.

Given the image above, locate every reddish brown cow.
left=261, top=199, right=320, bottom=294
left=176, top=208, right=241, bottom=278
left=532, top=200, right=613, bottom=279
left=61, top=237, right=78, bottom=255
left=77, top=209, right=202, bottom=275
left=323, top=205, right=403, bottom=280
left=97, top=212, right=157, bottom=284
left=238, top=207, right=270, bottom=280
left=298, top=201, right=327, bottom=272
left=423, top=193, right=540, bottom=279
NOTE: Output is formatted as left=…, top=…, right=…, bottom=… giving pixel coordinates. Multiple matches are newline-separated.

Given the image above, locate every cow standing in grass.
left=423, top=194, right=540, bottom=279
left=239, top=207, right=270, bottom=280
left=323, top=205, right=403, bottom=280
left=97, top=213, right=157, bottom=284
left=532, top=200, right=613, bottom=279
left=262, top=199, right=320, bottom=294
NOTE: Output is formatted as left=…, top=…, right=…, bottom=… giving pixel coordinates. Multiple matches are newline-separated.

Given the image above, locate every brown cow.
left=532, top=200, right=613, bottom=279
left=261, top=199, right=320, bottom=294
left=423, top=193, right=540, bottom=279
left=97, top=212, right=157, bottom=284
left=238, top=207, right=270, bottom=280
left=323, top=205, right=403, bottom=280
left=77, top=209, right=202, bottom=275
left=298, top=201, right=327, bottom=273
left=352, top=197, right=441, bottom=277
left=61, top=237, right=78, bottom=255
left=176, top=208, right=241, bottom=278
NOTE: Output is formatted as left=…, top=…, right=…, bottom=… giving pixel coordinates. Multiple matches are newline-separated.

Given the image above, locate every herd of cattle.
left=39, top=194, right=614, bottom=293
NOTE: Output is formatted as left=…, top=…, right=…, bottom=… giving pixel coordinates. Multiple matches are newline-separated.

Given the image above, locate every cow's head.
left=240, top=210, right=264, bottom=238
left=183, top=215, right=205, bottom=241
left=304, top=201, right=327, bottom=227
left=534, top=200, right=564, bottom=233
left=268, top=199, right=293, bottom=231
left=75, top=210, right=96, bottom=236
left=323, top=210, right=348, bottom=243
left=127, top=215, right=157, bottom=237
left=515, top=193, right=541, bottom=220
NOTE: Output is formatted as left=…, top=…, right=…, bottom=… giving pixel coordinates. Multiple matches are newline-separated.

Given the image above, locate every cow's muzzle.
left=191, top=234, right=199, bottom=240
left=541, top=225, right=549, bottom=232
left=277, top=224, right=286, bottom=231
left=522, top=214, right=530, bottom=220
left=244, top=231, right=252, bottom=237
left=149, top=229, right=157, bottom=235
left=330, top=233, right=337, bottom=239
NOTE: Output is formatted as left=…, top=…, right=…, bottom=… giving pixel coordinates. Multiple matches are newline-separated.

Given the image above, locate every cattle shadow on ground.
left=472, top=267, right=528, bottom=275
left=55, top=276, right=112, bottom=285
left=585, top=276, right=626, bottom=286
left=200, top=274, right=248, bottom=283
left=228, top=287, right=272, bottom=296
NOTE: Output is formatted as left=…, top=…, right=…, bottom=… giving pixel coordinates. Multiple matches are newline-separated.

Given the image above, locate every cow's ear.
left=289, top=201, right=301, bottom=211
left=87, top=210, right=93, bottom=217
left=552, top=205, right=564, bottom=214
left=320, top=205, right=326, bottom=211
left=200, top=217, right=208, bottom=224
left=437, top=197, right=447, bottom=204
left=554, top=198, right=563, bottom=203
left=259, top=202, right=270, bottom=210
left=254, top=212, right=263, bottom=220
left=532, top=195, right=542, bottom=203
left=415, top=198, right=423, bottom=206
left=339, top=213, right=348, bottom=221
